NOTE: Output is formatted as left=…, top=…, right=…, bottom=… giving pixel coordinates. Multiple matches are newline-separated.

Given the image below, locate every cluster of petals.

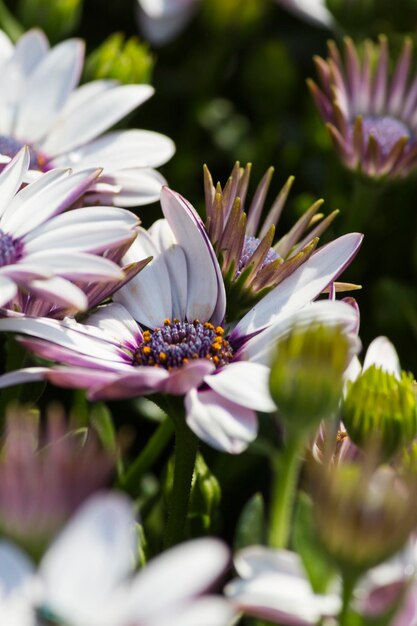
left=0, top=148, right=139, bottom=314
left=309, top=37, right=417, bottom=179
left=0, top=493, right=235, bottom=626
left=0, top=187, right=362, bottom=454
left=0, top=28, right=175, bottom=206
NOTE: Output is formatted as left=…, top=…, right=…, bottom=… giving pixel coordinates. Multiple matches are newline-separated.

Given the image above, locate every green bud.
left=269, top=324, right=351, bottom=436
left=17, top=0, right=82, bottom=41
left=343, top=366, right=417, bottom=461
left=202, top=0, right=266, bottom=30
left=310, top=461, right=417, bottom=578
left=84, top=33, right=154, bottom=85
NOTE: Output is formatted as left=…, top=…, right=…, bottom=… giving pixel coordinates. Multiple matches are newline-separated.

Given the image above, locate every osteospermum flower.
left=0, top=405, right=113, bottom=553
left=0, top=493, right=235, bottom=626
left=0, top=188, right=362, bottom=453
left=204, top=162, right=355, bottom=318
left=0, top=148, right=140, bottom=313
left=0, top=28, right=175, bottom=206
left=308, top=37, right=417, bottom=179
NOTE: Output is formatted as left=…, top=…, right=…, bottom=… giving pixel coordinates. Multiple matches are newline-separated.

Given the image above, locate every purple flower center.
left=0, top=230, right=23, bottom=267
left=134, top=319, right=233, bottom=370
left=0, top=135, right=48, bottom=171
left=352, top=116, right=412, bottom=158
left=237, top=235, right=280, bottom=276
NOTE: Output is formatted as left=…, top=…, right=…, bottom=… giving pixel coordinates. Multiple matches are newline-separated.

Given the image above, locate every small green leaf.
left=234, top=492, right=266, bottom=551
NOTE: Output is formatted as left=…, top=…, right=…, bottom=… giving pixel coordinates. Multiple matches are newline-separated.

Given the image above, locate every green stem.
left=163, top=405, right=198, bottom=548
left=338, top=575, right=357, bottom=626
left=119, top=417, right=174, bottom=495
left=0, top=0, right=23, bottom=41
left=0, top=337, right=27, bottom=422
left=268, top=434, right=303, bottom=549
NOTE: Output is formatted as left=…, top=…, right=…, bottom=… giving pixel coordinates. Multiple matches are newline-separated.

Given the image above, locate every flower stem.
left=338, top=575, right=357, bottom=626
left=268, top=434, right=303, bottom=549
left=119, top=417, right=174, bottom=495
left=163, top=401, right=198, bottom=548
left=0, top=0, right=23, bottom=41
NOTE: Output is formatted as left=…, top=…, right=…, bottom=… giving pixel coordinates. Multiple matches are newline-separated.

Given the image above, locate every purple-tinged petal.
left=0, top=147, right=29, bottom=219
left=28, top=277, right=88, bottom=312
left=205, top=362, right=276, bottom=412
left=157, top=359, right=215, bottom=395
left=88, top=368, right=170, bottom=400
left=185, top=388, right=257, bottom=454
left=145, top=597, right=237, bottom=626
left=0, top=366, right=50, bottom=390
left=232, top=233, right=363, bottom=340
left=161, top=187, right=226, bottom=325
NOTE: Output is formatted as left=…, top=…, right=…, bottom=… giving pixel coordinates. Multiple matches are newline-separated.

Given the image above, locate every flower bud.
left=310, top=461, right=417, bottom=578
left=17, top=0, right=82, bottom=41
left=269, top=324, right=353, bottom=436
left=188, top=453, right=221, bottom=535
left=84, top=33, right=154, bottom=85
left=343, top=366, right=417, bottom=461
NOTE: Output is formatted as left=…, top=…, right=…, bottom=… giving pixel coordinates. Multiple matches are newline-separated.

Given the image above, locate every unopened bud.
left=343, top=366, right=417, bottom=461
left=269, top=324, right=352, bottom=436
left=310, top=461, right=417, bottom=578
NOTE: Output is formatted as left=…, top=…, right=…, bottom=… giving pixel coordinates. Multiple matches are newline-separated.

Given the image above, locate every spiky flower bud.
left=269, top=324, right=353, bottom=436
left=310, top=461, right=417, bottom=578
left=343, top=365, right=417, bottom=461
left=84, top=33, right=154, bottom=85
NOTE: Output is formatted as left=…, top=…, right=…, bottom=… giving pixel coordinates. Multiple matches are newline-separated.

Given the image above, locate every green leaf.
left=234, top=492, right=266, bottom=551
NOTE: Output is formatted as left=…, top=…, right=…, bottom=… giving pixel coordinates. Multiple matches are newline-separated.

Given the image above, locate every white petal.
left=0, top=367, right=51, bottom=390
left=277, top=0, right=335, bottom=28
left=205, top=362, right=276, bottom=412
left=115, top=230, right=173, bottom=328
left=51, top=130, right=175, bottom=169
left=363, top=337, right=401, bottom=379
left=15, top=39, right=84, bottom=143
left=41, top=84, right=154, bottom=155
left=0, top=147, right=29, bottom=220
left=28, top=277, right=88, bottom=312
left=86, top=303, right=142, bottom=350
left=125, top=538, right=230, bottom=622
left=185, top=388, right=258, bottom=453
left=0, top=541, right=34, bottom=596
left=136, top=0, right=197, bottom=45
left=144, top=597, right=236, bottom=626
left=242, top=300, right=360, bottom=366
left=24, top=205, right=138, bottom=254
left=90, top=168, right=167, bottom=207
left=0, top=30, right=13, bottom=65
left=5, top=168, right=100, bottom=238
left=233, top=233, right=363, bottom=338
left=27, top=251, right=124, bottom=281
left=234, top=546, right=306, bottom=579
left=161, top=188, right=224, bottom=323
left=40, top=493, right=136, bottom=626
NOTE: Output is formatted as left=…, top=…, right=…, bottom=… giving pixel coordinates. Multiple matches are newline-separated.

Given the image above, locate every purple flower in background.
left=309, top=37, right=417, bottom=179
left=0, top=149, right=140, bottom=314
left=0, top=188, right=362, bottom=454
left=0, top=494, right=235, bottom=626
left=0, top=405, right=113, bottom=551
left=0, top=28, right=175, bottom=206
